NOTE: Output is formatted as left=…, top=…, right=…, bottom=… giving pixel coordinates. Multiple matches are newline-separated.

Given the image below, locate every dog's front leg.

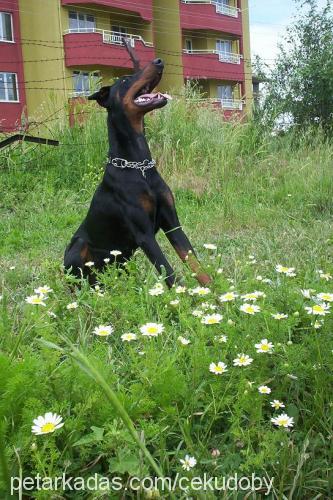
left=160, top=205, right=211, bottom=286
left=137, top=234, right=177, bottom=288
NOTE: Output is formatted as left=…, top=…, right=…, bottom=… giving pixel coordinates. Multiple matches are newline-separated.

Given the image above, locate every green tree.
left=263, top=0, right=333, bottom=132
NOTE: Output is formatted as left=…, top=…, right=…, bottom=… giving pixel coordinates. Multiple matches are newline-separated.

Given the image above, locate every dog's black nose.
left=153, top=58, right=164, bottom=67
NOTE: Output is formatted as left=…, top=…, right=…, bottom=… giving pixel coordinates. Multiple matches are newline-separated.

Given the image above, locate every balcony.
left=217, top=98, right=244, bottom=110
left=183, top=49, right=244, bottom=80
left=182, top=0, right=238, bottom=17
left=61, top=0, right=153, bottom=22
left=180, top=0, right=242, bottom=35
left=63, top=29, right=155, bottom=69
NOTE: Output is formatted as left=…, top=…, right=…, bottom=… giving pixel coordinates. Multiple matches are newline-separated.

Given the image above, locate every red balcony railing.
left=63, top=30, right=155, bottom=68
left=182, top=51, right=244, bottom=80
left=61, top=0, right=153, bottom=21
left=180, top=1, right=242, bottom=35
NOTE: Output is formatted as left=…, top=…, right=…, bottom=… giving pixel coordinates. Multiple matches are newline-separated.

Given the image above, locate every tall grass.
left=0, top=92, right=332, bottom=498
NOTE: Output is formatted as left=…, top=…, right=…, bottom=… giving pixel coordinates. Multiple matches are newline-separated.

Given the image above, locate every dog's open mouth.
left=134, top=82, right=172, bottom=107
left=134, top=92, right=172, bottom=106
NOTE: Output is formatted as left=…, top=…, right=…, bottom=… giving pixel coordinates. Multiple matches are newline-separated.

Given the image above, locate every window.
left=216, top=39, right=232, bottom=54
left=0, top=12, right=13, bottom=42
left=185, top=39, right=193, bottom=52
left=111, top=25, right=127, bottom=36
left=217, top=0, right=231, bottom=5
left=69, top=11, right=95, bottom=32
left=217, top=85, right=233, bottom=100
left=111, top=25, right=129, bottom=45
left=72, top=71, right=99, bottom=96
left=0, top=72, right=18, bottom=101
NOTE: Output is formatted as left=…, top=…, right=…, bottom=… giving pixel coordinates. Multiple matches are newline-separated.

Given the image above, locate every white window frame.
left=216, top=39, right=232, bottom=54
left=0, top=12, right=14, bottom=43
left=68, top=11, right=96, bottom=33
left=0, top=72, right=19, bottom=102
left=185, top=38, right=193, bottom=52
left=217, top=84, right=233, bottom=100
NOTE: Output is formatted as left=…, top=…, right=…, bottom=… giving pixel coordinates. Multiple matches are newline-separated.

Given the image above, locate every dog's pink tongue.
left=140, top=92, right=172, bottom=100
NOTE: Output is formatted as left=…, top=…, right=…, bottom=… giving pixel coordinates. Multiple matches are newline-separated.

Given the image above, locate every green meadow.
left=0, top=95, right=332, bottom=498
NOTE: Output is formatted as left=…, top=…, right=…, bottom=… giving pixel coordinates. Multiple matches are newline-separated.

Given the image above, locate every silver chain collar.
left=110, top=157, right=156, bottom=177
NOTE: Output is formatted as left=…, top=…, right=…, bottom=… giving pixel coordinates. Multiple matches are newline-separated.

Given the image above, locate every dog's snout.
left=153, top=58, right=164, bottom=68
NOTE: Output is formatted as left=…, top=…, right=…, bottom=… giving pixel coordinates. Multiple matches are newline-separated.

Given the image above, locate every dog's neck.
left=107, top=112, right=152, bottom=163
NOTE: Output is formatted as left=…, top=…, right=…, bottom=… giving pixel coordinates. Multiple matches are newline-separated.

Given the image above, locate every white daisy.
left=305, top=303, right=330, bottom=316
left=34, top=285, right=53, bottom=295
left=209, top=362, right=228, bottom=375
left=85, top=261, right=95, bottom=268
left=178, top=336, right=191, bottom=345
left=317, top=292, right=333, bottom=303
left=301, top=289, right=313, bottom=299
left=66, top=302, right=78, bottom=310
left=170, top=299, right=180, bottom=307
left=219, top=291, right=238, bottom=302
left=31, top=412, right=64, bottom=435
left=180, top=455, right=197, bottom=471
left=241, top=291, right=266, bottom=301
left=215, top=335, right=228, bottom=343
left=192, top=309, right=203, bottom=317
left=25, top=295, right=46, bottom=306
left=93, top=325, right=113, bottom=337
left=104, top=258, right=110, bottom=264
left=175, top=286, right=187, bottom=294
left=189, top=287, right=210, bottom=296
left=110, top=250, right=122, bottom=257
left=203, top=243, right=217, bottom=250
left=233, top=354, right=253, bottom=367
left=271, top=313, right=288, bottom=320
left=121, top=333, right=137, bottom=342
left=240, top=303, right=261, bottom=315
left=271, top=413, right=294, bottom=428
left=270, top=400, right=285, bottom=410
left=149, top=284, right=164, bottom=296
left=140, top=322, right=164, bottom=337
left=318, top=271, right=332, bottom=281
left=255, top=339, right=274, bottom=353
left=201, top=313, right=223, bottom=325
left=201, top=302, right=217, bottom=311
left=258, top=385, right=271, bottom=394
left=276, top=265, right=296, bottom=277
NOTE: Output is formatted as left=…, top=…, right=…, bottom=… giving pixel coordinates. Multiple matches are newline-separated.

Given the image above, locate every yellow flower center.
left=41, top=422, right=56, bottom=433
left=279, top=418, right=288, bottom=426
left=246, top=306, right=254, bottom=312
left=147, top=327, right=157, bottom=334
left=261, top=344, right=269, bottom=351
left=99, top=330, right=109, bottom=336
left=313, top=305, right=324, bottom=313
left=239, top=357, right=246, bottom=363
left=207, top=318, right=217, bottom=324
left=280, top=267, right=289, bottom=273
left=215, top=366, right=223, bottom=373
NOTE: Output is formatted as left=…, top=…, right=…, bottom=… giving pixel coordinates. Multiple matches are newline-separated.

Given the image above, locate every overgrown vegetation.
left=0, top=96, right=332, bottom=498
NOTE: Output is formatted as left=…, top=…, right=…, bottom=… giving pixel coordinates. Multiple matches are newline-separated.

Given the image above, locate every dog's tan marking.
left=174, top=246, right=212, bottom=285
left=140, top=193, right=154, bottom=213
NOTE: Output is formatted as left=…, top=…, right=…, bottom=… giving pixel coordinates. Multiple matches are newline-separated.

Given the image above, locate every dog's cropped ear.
left=122, top=37, right=140, bottom=71
left=88, top=86, right=111, bottom=107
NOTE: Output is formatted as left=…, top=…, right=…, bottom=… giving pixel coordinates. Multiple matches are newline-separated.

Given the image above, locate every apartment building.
left=0, top=0, right=252, bottom=131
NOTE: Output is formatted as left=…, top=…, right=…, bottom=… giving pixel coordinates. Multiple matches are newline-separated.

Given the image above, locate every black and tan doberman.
left=64, top=41, right=211, bottom=288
